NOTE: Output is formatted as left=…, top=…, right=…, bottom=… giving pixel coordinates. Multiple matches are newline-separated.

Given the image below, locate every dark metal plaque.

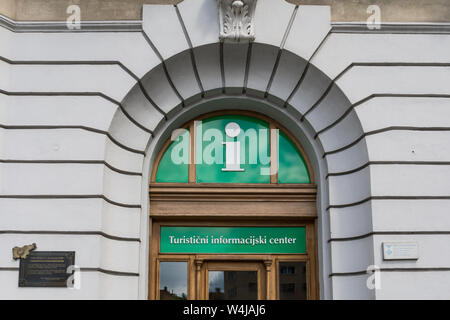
left=19, top=251, right=75, bottom=287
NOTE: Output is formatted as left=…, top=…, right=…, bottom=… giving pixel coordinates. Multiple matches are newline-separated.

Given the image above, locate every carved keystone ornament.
left=218, top=0, right=257, bottom=42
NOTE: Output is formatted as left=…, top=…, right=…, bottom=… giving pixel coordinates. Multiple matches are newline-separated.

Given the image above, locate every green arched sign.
left=155, top=114, right=311, bottom=184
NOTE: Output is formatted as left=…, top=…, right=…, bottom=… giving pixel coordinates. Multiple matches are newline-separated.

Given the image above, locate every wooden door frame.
left=148, top=110, right=319, bottom=300
left=149, top=219, right=319, bottom=300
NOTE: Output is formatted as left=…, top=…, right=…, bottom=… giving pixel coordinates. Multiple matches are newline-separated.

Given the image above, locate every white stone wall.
left=0, top=0, right=449, bottom=299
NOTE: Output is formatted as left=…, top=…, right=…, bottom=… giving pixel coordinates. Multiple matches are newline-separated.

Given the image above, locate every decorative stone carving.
left=218, top=0, right=257, bottom=42
left=12, top=243, right=36, bottom=260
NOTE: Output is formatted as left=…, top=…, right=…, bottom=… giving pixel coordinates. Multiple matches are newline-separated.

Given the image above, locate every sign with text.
left=383, top=242, right=419, bottom=260
left=19, top=251, right=75, bottom=287
left=160, top=227, right=306, bottom=254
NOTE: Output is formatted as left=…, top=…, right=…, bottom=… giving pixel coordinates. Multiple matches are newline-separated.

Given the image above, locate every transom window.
left=152, top=111, right=313, bottom=184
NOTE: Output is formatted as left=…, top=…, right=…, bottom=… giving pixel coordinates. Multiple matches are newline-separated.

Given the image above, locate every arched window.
left=149, top=112, right=318, bottom=301
left=152, top=111, right=312, bottom=184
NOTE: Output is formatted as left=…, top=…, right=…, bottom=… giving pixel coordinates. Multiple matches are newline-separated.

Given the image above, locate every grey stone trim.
left=0, top=123, right=146, bottom=156
left=2, top=14, right=450, bottom=35
left=0, top=195, right=141, bottom=209
left=284, top=29, right=332, bottom=108
left=136, top=81, right=168, bottom=120
left=323, top=123, right=450, bottom=158
left=0, top=160, right=142, bottom=176
left=0, top=14, right=142, bottom=33
left=329, top=231, right=450, bottom=243
left=313, top=66, right=450, bottom=138
left=327, top=161, right=450, bottom=179
left=327, top=196, right=450, bottom=210
left=0, top=63, right=157, bottom=136
left=174, top=5, right=205, bottom=97
left=330, top=268, right=450, bottom=277
left=141, top=30, right=186, bottom=108
left=0, top=230, right=141, bottom=243
left=280, top=5, right=299, bottom=49
left=0, top=267, right=139, bottom=277
left=0, top=55, right=165, bottom=130
left=219, top=42, right=226, bottom=91
left=264, top=6, right=299, bottom=97
left=264, top=49, right=284, bottom=98
left=331, top=22, right=450, bottom=34
left=242, top=42, right=253, bottom=94
left=80, top=268, right=139, bottom=277
left=298, top=64, right=450, bottom=128
left=0, top=56, right=140, bottom=81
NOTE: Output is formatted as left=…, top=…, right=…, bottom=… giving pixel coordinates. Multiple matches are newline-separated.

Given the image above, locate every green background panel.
left=196, top=115, right=270, bottom=184
left=155, top=114, right=311, bottom=184
left=155, top=131, right=189, bottom=183
left=278, top=131, right=310, bottom=184
left=160, top=226, right=306, bottom=254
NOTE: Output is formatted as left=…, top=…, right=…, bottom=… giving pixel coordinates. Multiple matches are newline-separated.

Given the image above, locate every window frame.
left=150, top=110, right=314, bottom=185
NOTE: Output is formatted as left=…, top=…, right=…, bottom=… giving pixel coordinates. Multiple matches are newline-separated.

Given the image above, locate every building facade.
left=1, top=0, right=450, bottom=300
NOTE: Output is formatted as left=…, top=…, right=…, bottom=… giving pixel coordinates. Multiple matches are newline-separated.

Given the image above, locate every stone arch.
left=104, top=3, right=372, bottom=299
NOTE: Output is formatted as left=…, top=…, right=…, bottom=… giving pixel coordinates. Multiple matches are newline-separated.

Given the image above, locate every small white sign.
left=383, top=242, right=419, bottom=260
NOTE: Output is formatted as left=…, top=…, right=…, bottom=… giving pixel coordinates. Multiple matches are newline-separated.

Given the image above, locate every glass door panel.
left=209, top=270, right=258, bottom=300
left=278, top=261, right=307, bottom=300
left=205, top=262, right=266, bottom=300
left=159, top=261, right=188, bottom=300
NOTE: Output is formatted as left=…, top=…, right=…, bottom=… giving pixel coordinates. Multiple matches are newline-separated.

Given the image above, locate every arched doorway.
left=107, top=40, right=370, bottom=300
left=148, top=110, right=318, bottom=300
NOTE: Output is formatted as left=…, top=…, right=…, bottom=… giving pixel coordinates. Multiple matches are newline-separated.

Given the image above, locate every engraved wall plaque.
left=19, top=251, right=75, bottom=287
